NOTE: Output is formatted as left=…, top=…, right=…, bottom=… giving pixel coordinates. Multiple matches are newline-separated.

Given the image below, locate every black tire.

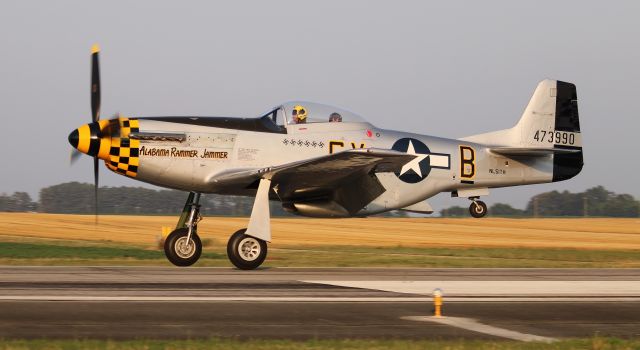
left=469, top=201, right=488, bottom=218
left=227, top=228, right=267, bottom=270
left=164, top=228, right=202, bottom=266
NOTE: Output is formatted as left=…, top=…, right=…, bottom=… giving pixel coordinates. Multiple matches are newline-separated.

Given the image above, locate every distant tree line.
left=2, top=183, right=636, bottom=217
left=36, top=182, right=291, bottom=216
left=0, top=182, right=408, bottom=217
left=0, top=192, right=38, bottom=212
left=440, top=186, right=639, bottom=218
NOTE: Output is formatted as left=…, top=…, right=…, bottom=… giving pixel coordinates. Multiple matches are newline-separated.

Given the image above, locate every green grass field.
left=1, top=241, right=640, bottom=268
left=0, top=337, right=638, bottom=350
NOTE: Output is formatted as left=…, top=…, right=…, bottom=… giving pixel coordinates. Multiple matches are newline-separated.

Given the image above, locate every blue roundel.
left=391, top=138, right=431, bottom=183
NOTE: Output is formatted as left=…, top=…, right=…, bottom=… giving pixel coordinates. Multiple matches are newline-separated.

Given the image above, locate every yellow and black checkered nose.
left=67, top=121, right=111, bottom=160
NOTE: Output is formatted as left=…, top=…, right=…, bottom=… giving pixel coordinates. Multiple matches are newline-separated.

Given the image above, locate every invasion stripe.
left=76, top=124, right=91, bottom=153
left=87, top=122, right=101, bottom=156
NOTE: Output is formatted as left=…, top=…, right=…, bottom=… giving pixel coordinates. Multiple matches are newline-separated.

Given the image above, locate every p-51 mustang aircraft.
left=68, top=45, right=583, bottom=269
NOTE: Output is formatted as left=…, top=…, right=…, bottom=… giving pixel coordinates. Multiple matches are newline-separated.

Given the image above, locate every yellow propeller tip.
left=91, top=44, right=100, bottom=54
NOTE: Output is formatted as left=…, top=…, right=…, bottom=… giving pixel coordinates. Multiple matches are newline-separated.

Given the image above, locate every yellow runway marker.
left=433, top=288, right=443, bottom=317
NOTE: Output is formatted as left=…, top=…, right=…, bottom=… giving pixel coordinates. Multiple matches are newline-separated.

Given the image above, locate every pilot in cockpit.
left=292, top=105, right=307, bottom=124
left=329, top=112, right=342, bottom=122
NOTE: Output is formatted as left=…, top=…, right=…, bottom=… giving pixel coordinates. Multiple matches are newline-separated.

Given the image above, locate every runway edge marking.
left=302, top=280, right=640, bottom=296
left=2, top=296, right=640, bottom=302
left=402, top=316, right=557, bottom=343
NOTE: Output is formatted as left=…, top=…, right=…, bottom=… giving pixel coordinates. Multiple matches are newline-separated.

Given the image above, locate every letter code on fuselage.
left=329, top=141, right=365, bottom=154
left=459, top=145, right=475, bottom=179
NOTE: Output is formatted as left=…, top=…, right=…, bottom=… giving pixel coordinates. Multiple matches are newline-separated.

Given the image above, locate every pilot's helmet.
left=329, top=112, right=342, bottom=122
left=292, top=105, right=307, bottom=123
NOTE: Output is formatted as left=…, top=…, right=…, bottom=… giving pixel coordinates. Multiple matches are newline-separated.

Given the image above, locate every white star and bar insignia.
left=399, top=140, right=450, bottom=177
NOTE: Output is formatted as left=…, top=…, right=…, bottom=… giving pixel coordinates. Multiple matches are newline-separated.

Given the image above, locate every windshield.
left=259, top=107, right=285, bottom=126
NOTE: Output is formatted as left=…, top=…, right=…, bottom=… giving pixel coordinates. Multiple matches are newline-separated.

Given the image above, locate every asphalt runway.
left=1, top=267, right=639, bottom=340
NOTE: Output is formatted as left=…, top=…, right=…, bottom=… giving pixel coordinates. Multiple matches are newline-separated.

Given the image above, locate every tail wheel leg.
left=164, top=192, right=203, bottom=266
left=227, top=228, right=267, bottom=270
left=469, top=199, right=488, bottom=218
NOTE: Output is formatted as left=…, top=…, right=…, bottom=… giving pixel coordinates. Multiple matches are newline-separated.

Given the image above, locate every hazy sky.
left=0, top=1, right=638, bottom=210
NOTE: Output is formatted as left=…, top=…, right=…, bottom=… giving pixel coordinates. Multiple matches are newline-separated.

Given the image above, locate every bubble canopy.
left=259, top=101, right=367, bottom=126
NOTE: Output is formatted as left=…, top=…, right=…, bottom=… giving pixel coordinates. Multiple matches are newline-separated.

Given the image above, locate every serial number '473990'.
left=533, top=130, right=575, bottom=145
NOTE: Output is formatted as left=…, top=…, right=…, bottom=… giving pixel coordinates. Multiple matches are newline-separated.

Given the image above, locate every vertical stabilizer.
left=461, top=79, right=583, bottom=182
left=514, top=79, right=581, bottom=148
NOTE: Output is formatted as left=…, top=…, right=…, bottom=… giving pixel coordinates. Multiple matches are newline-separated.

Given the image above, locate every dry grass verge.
left=0, top=213, right=638, bottom=251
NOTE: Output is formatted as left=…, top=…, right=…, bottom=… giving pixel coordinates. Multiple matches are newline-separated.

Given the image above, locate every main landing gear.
left=227, top=228, right=268, bottom=270
left=469, top=198, right=488, bottom=218
left=165, top=179, right=273, bottom=270
left=164, top=192, right=203, bottom=266
left=225, top=178, right=272, bottom=270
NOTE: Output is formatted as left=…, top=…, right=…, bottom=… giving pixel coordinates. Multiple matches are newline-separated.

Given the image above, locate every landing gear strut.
left=164, top=192, right=203, bottom=266
left=226, top=178, right=272, bottom=270
left=469, top=197, right=487, bottom=218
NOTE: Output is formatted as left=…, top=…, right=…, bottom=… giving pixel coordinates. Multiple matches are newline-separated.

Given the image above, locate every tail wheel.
left=227, top=228, right=267, bottom=270
left=164, top=228, right=202, bottom=266
left=469, top=201, right=488, bottom=218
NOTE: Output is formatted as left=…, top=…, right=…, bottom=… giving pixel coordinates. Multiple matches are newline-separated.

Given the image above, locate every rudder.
left=551, top=81, right=583, bottom=181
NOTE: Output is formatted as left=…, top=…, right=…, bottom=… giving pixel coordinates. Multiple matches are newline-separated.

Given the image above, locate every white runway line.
left=304, top=280, right=640, bottom=296
left=1, top=295, right=640, bottom=302
left=403, top=316, right=557, bottom=343
left=0, top=296, right=425, bottom=302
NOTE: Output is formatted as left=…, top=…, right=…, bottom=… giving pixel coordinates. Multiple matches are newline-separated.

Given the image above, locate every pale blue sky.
left=0, top=0, right=637, bottom=210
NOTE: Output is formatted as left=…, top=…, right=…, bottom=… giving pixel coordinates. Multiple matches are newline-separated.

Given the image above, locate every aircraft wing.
left=210, top=148, right=415, bottom=215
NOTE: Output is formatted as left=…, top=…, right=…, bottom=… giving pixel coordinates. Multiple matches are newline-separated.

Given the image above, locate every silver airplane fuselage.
left=129, top=115, right=550, bottom=216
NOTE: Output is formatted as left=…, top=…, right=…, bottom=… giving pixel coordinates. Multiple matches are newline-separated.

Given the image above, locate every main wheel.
left=164, top=228, right=202, bottom=266
left=469, top=200, right=488, bottom=218
left=227, top=228, right=267, bottom=270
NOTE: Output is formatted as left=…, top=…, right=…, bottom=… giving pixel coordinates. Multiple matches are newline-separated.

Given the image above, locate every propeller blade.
left=93, top=156, right=99, bottom=224
left=70, top=149, right=82, bottom=165
left=91, top=44, right=101, bottom=122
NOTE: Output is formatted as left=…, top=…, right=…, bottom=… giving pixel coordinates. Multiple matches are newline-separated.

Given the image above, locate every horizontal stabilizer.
left=489, top=146, right=581, bottom=157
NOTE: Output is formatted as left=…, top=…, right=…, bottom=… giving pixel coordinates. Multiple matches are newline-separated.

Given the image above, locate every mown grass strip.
left=1, top=241, right=639, bottom=268
left=267, top=245, right=640, bottom=268
left=0, top=242, right=223, bottom=260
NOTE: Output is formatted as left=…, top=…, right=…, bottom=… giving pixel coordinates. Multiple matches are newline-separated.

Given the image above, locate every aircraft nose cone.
left=68, top=122, right=106, bottom=157
left=68, top=129, right=80, bottom=149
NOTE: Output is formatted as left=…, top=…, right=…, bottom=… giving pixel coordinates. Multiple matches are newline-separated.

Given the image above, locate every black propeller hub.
left=68, top=129, right=79, bottom=149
